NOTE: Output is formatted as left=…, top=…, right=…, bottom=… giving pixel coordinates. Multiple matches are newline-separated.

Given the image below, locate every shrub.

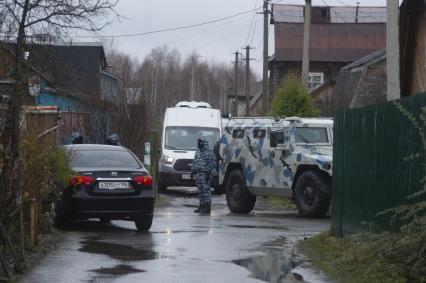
left=270, top=76, right=320, bottom=117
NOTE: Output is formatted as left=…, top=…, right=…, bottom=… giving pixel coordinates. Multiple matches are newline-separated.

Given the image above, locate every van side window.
left=232, top=129, right=245, bottom=138
left=253, top=129, right=266, bottom=139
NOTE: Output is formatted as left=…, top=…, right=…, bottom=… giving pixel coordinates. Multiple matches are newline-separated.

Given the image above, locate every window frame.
left=232, top=129, right=245, bottom=139
left=294, top=126, right=331, bottom=145
left=252, top=129, right=266, bottom=139
left=308, top=72, right=324, bottom=90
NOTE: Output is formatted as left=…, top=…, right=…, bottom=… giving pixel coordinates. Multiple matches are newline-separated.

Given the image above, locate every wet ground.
left=19, top=188, right=330, bottom=283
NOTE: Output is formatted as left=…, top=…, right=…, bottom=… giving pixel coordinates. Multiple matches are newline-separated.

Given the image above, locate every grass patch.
left=299, top=231, right=426, bottom=283
left=265, top=196, right=296, bottom=210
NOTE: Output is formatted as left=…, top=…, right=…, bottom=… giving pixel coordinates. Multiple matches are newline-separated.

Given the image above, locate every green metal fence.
left=331, top=93, right=426, bottom=237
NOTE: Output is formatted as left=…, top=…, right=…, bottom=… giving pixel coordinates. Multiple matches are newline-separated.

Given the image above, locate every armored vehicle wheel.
left=213, top=185, right=225, bottom=195
left=226, top=170, right=256, bottom=213
left=295, top=171, right=331, bottom=218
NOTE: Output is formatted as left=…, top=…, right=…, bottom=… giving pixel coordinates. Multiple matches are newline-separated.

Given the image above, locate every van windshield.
left=165, top=127, right=220, bottom=150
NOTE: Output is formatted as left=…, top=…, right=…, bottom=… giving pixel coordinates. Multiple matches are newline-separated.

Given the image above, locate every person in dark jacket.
left=191, top=138, right=216, bottom=214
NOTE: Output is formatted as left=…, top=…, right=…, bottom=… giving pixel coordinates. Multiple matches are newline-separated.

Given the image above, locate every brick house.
left=268, top=4, right=386, bottom=112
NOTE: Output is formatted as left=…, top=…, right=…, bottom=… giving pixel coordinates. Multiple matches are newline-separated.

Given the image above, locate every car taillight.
left=133, top=175, right=153, bottom=186
left=69, top=175, right=95, bottom=187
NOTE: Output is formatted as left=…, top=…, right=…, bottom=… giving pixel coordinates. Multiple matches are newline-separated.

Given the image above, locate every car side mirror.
left=270, top=133, right=277, bottom=147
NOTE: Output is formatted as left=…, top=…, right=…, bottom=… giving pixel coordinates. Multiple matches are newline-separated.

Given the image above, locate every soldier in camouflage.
left=191, top=138, right=216, bottom=214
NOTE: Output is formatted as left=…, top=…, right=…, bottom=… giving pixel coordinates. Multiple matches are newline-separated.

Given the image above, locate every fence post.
left=29, top=199, right=38, bottom=246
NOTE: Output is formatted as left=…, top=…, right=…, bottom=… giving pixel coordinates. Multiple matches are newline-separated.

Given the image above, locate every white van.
left=158, top=101, right=222, bottom=192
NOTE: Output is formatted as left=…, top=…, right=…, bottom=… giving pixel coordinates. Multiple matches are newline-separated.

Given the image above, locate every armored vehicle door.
left=265, top=126, right=292, bottom=191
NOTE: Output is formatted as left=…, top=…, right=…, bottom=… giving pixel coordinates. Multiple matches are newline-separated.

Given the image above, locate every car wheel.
left=226, top=170, right=256, bottom=213
left=135, top=215, right=153, bottom=232
left=53, top=201, right=70, bottom=229
left=295, top=171, right=331, bottom=218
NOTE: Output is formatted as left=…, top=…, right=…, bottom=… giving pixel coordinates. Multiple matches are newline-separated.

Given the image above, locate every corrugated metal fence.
left=331, top=93, right=426, bottom=237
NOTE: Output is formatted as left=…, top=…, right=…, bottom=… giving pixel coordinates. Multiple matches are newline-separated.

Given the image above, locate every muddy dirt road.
left=19, top=190, right=330, bottom=283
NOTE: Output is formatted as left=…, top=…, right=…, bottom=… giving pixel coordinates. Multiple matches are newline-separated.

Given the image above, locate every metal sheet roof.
left=272, top=4, right=386, bottom=24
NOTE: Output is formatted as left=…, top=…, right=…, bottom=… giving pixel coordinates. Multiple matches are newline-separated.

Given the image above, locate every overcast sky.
left=79, top=0, right=395, bottom=76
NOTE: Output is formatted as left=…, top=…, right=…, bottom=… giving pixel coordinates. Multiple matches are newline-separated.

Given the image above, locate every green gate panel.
left=331, top=93, right=426, bottom=237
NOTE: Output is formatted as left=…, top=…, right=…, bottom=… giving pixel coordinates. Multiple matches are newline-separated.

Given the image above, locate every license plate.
left=181, top=174, right=192, bottom=180
left=98, top=182, right=129, bottom=190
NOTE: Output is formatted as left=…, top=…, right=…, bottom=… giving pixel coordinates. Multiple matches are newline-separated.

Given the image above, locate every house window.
left=308, top=72, right=324, bottom=90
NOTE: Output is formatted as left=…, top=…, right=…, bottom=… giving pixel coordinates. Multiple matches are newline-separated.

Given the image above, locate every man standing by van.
left=191, top=138, right=216, bottom=214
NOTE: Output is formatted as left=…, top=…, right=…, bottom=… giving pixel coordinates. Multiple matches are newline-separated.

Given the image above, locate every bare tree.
left=0, top=0, right=118, bottom=224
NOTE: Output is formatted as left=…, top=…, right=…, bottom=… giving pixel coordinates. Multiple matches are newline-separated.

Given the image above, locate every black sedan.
left=55, top=144, right=155, bottom=231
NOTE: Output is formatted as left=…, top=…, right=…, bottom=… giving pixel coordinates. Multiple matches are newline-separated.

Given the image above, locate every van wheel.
left=295, top=171, right=331, bottom=218
left=226, top=170, right=256, bottom=213
left=135, top=215, right=153, bottom=232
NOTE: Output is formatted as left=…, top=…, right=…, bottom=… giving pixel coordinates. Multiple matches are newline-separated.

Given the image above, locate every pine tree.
left=270, top=76, right=320, bottom=117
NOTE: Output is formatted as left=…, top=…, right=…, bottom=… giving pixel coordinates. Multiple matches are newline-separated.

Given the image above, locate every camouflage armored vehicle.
left=217, top=117, right=333, bottom=217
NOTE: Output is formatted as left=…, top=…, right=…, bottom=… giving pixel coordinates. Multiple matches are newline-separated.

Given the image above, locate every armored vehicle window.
left=232, top=129, right=245, bottom=138
left=275, top=132, right=285, bottom=144
left=253, top=129, right=266, bottom=139
left=295, top=127, right=329, bottom=144
left=270, top=131, right=284, bottom=147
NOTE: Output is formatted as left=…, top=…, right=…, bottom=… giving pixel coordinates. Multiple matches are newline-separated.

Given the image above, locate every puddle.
left=79, top=240, right=159, bottom=261
left=233, top=249, right=305, bottom=283
left=228, top=224, right=288, bottom=230
left=183, top=204, right=198, bottom=208
left=90, top=264, right=145, bottom=276
left=151, top=230, right=208, bottom=234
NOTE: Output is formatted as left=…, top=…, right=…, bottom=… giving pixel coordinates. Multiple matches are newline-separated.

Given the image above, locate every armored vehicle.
left=218, top=117, right=333, bottom=217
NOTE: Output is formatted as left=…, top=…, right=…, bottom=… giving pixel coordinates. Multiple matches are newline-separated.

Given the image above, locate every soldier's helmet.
left=71, top=132, right=83, bottom=144
left=106, top=134, right=121, bottom=146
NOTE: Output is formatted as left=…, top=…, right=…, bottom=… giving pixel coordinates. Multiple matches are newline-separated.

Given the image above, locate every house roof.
left=24, top=43, right=107, bottom=98
left=272, top=4, right=386, bottom=63
left=310, top=79, right=336, bottom=97
left=272, top=4, right=387, bottom=24
left=249, top=81, right=263, bottom=108
left=342, top=48, right=386, bottom=70
left=332, top=48, right=386, bottom=110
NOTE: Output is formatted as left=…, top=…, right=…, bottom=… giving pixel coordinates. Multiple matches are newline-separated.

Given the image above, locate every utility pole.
left=190, top=65, right=194, bottom=101
left=301, top=0, right=312, bottom=88
left=232, top=51, right=241, bottom=116
left=244, top=45, right=253, bottom=116
left=190, top=54, right=202, bottom=101
left=386, top=0, right=400, bottom=100
left=262, top=0, right=270, bottom=115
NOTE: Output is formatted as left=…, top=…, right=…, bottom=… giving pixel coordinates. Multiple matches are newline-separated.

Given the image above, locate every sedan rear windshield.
left=69, top=150, right=141, bottom=168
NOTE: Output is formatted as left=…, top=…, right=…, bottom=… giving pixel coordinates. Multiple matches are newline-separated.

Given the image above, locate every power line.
left=319, top=0, right=382, bottom=48
left=334, top=0, right=386, bottom=22
left=69, top=0, right=284, bottom=40
left=73, top=6, right=265, bottom=39
left=250, top=19, right=258, bottom=46
left=244, top=0, right=260, bottom=46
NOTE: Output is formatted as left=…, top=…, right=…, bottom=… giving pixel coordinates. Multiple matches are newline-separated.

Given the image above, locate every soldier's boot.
left=199, top=205, right=211, bottom=214
left=193, top=206, right=203, bottom=213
